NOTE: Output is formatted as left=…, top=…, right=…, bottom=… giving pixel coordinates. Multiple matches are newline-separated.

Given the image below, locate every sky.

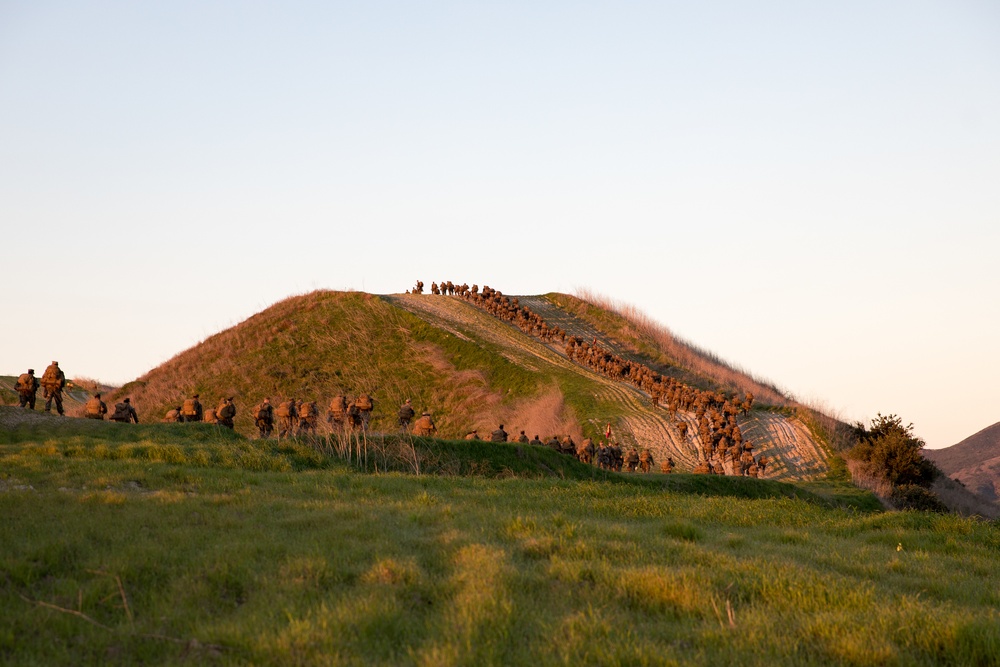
left=2, top=1, right=998, bottom=449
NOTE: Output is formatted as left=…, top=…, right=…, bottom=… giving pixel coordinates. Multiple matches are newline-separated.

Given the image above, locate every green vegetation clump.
left=849, top=414, right=939, bottom=487
left=890, top=484, right=949, bottom=513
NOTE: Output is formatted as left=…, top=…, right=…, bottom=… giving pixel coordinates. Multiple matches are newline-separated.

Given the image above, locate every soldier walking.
left=217, top=397, right=237, bottom=429
left=355, top=393, right=375, bottom=431
left=639, top=448, right=654, bottom=473
left=16, top=369, right=39, bottom=409
left=398, top=399, right=415, bottom=431
left=328, top=395, right=347, bottom=431
left=491, top=424, right=508, bottom=443
left=254, top=398, right=274, bottom=438
left=297, top=400, right=318, bottom=435
left=41, top=361, right=66, bottom=415
left=277, top=398, right=298, bottom=439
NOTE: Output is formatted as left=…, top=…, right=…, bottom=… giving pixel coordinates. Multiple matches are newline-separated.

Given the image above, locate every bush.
left=847, top=414, right=938, bottom=488
left=890, top=484, right=948, bottom=513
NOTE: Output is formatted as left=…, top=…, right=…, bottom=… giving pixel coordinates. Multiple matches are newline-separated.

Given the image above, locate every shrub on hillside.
left=889, top=484, right=948, bottom=513
left=848, top=414, right=938, bottom=488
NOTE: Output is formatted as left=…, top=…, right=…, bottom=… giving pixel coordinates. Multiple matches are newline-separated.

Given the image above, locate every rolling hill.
left=925, top=421, right=1000, bottom=501
left=105, top=288, right=840, bottom=480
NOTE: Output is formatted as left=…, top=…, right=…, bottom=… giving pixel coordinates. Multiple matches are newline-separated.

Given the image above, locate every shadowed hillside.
left=107, top=289, right=835, bottom=480
left=925, top=421, right=1000, bottom=502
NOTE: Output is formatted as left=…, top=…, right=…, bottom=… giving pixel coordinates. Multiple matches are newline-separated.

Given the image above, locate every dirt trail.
left=385, top=294, right=829, bottom=481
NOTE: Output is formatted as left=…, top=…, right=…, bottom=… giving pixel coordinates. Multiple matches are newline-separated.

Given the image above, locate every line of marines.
left=413, top=281, right=768, bottom=477
left=14, top=363, right=138, bottom=423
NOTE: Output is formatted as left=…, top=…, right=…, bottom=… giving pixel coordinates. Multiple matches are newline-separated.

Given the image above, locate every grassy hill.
left=2, top=409, right=998, bottom=666
left=925, top=421, right=1000, bottom=502
left=106, top=289, right=834, bottom=480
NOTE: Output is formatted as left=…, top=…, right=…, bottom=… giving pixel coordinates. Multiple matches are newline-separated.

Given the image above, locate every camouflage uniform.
left=277, top=399, right=298, bottom=439
left=516, top=431, right=529, bottom=444
left=464, top=430, right=480, bottom=440
left=254, top=400, right=274, bottom=438
left=84, top=393, right=107, bottom=420
left=163, top=407, right=181, bottom=423
left=639, top=448, right=654, bottom=473
left=297, top=401, right=317, bottom=435
left=180, top=395, right=203, bottom=423
left=328, top=395, right=347, bottom=430
left=398, top=400, right=415, bottom=430
left=491, top=425, right=508, bottom=443
left=355, top=393, right=374, bottom=430
left=109, top=398, right=139, bottom=424
left=41, top=361, right=66, bottom=415
left=217, top=398, right=237, bottom=429
left=412, top=412, right=437, bottom=436
left=625, top=448, right=640, bottom=472
left=16, top=369, right=39, bottom=409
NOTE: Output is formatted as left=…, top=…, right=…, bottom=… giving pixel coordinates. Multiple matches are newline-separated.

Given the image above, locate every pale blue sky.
left=3, top=1, right=998, bottom=448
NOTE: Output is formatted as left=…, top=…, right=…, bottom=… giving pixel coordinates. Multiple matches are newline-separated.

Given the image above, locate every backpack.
left=254, top=404, right=270, bottom=421
left=299, top=402, right=315, bottom=418
left=111, top=403, right=129, bottom=421
left=355, top=394, right=373, bottom=411
left=203, top=409, right=217, bottom=423
left=181, top=398, right=199, bottom=416
left=16, top=374, right=32, bottom=392
left=85, top=398, right=104, bottom=416
left=41, top=366, right=62, bottom=388
left=276, top=402, right=291, bottom=418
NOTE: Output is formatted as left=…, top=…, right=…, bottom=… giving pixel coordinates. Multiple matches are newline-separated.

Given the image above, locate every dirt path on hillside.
left=0, top=405, right=70, bottom=429
left=384, top=294, right=829, bottom=480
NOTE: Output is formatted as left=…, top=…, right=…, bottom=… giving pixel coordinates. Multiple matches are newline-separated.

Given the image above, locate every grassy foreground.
left=2, top=414, right=999, bottom=666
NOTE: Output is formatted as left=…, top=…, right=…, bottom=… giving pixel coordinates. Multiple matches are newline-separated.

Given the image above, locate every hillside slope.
left=111, top=289, right=830, bottom=480
left=925, top=421, right=1000, bottom=502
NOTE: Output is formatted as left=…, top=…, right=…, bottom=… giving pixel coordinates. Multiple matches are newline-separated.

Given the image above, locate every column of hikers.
left=12, top=362, right=139, bottom=424
left=409, top=280, right=769, bottom=478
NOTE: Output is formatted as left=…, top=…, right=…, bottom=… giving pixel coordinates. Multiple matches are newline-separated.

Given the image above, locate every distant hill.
left=924, top=421, right=1000, bottom=502
left=103, top=289, right=836, bottom=479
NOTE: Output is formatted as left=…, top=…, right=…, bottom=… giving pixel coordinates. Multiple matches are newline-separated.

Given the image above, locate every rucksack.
left=254, top=404, right=270, bottom=420
left=16, top=374, right=32, bottom=392
left=355, top=394, right=373, bottom=411
left=276, top=402, right=291, bottom=418
left=181, top=398, right=198, bottom=416
left=299, top=402, right=315, bottom=418
left=85, top=398, right=104, bottom=416
left=41, top=366, right=62, bottom=388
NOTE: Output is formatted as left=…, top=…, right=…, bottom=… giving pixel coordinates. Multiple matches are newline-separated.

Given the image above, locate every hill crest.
left=110, top=288, right=833, bottom=479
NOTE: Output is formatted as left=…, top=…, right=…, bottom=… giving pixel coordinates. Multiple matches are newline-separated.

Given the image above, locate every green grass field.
left=2, top=410, right=998, bottom=666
